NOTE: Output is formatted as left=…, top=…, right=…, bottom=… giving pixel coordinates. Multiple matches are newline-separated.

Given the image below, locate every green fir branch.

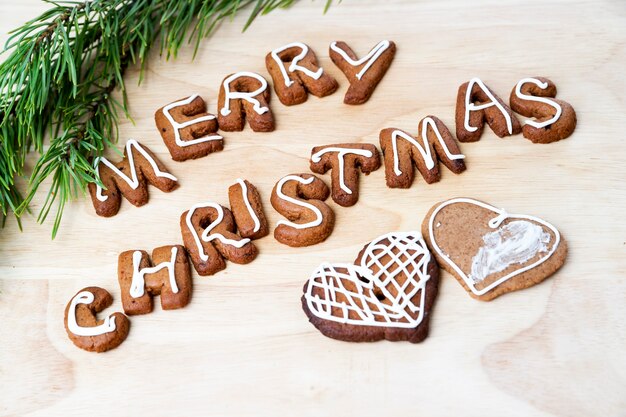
left=0, top=0, right=336, bottom=238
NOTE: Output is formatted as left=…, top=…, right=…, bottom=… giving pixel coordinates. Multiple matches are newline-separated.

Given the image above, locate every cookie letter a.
left=455, top=78, right=521, bottom=142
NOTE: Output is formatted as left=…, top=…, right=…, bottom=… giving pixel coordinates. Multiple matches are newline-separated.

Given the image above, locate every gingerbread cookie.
left=154, top=94, right=223, bottom=161
left=118, top=245, right=192, bottom=315
left=266, top=42, right=338, bottom=106
left=422, top=198, right=567, bottom=301
left=510, top=77, right=577, bottom=144
left=380, top=116, right=466, bottom=188
left=302, top=231, right=439, bottom=343
left=456, top=77, right=522, bottom=142
left=64, top=287, right=130, bottom=352
left=329, top=40, right=396, bottom=104
left=228, top=178, right=269, bottom=240
left=218, top=72, right=274, bottom=132
left=271, top=174, right=334, bottom=247
left=309, top=143, right=380, bottom=207
left=88, top=139, right=178, bottom=217
left=181, top=202, right=258, bottom=275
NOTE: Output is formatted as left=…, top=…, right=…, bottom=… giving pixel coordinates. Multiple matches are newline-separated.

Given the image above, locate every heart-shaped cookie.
left=422, top=198, right=567, bottom=301
left=302, top=231, right=439, bottom=343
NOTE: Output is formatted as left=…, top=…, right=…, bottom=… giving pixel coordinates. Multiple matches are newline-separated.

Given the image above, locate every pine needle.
left=0, top=0, right=337, bottom=238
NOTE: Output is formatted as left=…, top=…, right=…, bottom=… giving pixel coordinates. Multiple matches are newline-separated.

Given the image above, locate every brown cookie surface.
left=510, top=77, right=577, bottom=144
left=329, top=40, right=396, bottom=104
left=270, top=173, right=334, bottom=247
left=309, top=143, right=380, bottom=207
left=302, top=232, right=439, bottom=343
left=380, top=116, right=466, bottom=189
left=217, top=72, right=274, bottom=132
left=118, top=245, right=192, bottom=315
left=455, top=78, right=522, bottom=142
left=228, top=178, right=269, bottom=240
left=64, top=287, right=130, bottom=353
left=421, top=198, right=567, bottom=301
left=155, top=94, right=223, bottom=161
left=266, top=42, right=338, bottom=106
left=88, top=139, right=178, bottom=217
left=181, top=202, right=258, bottom=275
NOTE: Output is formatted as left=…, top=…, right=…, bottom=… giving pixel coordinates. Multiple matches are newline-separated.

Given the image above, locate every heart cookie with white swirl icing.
left=302, top=231, right=439, bottom=343
left=422, top=198, right=567, bottom=301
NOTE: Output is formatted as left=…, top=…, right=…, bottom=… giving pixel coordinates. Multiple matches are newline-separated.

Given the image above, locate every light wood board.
left=1, top=0, right=625, bottom=416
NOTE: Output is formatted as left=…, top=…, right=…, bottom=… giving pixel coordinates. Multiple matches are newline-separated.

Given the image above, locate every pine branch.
left=0, top=0, right=336, bottom=238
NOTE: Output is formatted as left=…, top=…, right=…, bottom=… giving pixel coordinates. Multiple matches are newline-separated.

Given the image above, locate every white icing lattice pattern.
left=304, top=232, right=432, bottom=328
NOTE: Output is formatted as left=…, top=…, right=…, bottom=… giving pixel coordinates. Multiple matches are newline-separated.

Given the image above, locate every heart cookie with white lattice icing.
left=302, top=231, right=439, bottom=343
left=421, top=198, right=567, bottom=301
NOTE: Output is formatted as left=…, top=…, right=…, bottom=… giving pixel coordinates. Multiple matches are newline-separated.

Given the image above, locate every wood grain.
left=1, top=1, right=625, bottom=416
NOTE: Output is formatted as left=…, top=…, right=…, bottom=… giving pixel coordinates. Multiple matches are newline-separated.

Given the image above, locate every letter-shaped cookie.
left=181, top=202, right=258, bottom=276
left=309, top=143, right=381, bottom=207
left=455, top=78, right=522, bottom=142
left=228, top=178, right=269, bottom=240
left=271, top=174, right=335, bottom=247
left=88, top=139, right=178, bottom=217
left=380, top=116, right=466, bottom=188
left=218, top=72, right=274, bottom=132
left=118, top=245, right=192, bottom=315
left=509, top=77, right=577, bottom=144
left=155, top=94, right=223, bottom=161
left=64, top=287, right=130, bottom=352
left=265, top=42, right=338, bottom=106
left=329, top=40, right=396, bottom=104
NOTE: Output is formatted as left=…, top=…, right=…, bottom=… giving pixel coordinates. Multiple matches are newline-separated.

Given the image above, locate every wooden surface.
left=1, top=1, right=625, bottom=416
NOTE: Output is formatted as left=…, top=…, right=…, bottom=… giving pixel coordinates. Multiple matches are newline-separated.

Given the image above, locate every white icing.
left=310, top=147, right=373, bottom=194
left=130, top=246, right=179, bottom=298
left=219, top=72, right=269, bottom=117
left=67, top=291, right=117, bottom=337
left=390, top=117, right=465, bottom=175
left=162, top=94, right=222, bottom=147
left=186, top=202, right=251, bottom=262
left=275, top=175, right=323, bottom=230
left=514, top=77, right=562, bottom=129
left=304, top=232, right=431, bottom=328
left=95, top=139, right=178, bottom=202
left=469, top=220, right=550, bottom=283
left=329, top=40, right=390, bottom=80
left=463, top=77, right=513, bottom=135
left=235, top=178, right=261, bottom=233
left=270, top=42, right=323, bottom=87
left=427, top=198, right=561, bottom=296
